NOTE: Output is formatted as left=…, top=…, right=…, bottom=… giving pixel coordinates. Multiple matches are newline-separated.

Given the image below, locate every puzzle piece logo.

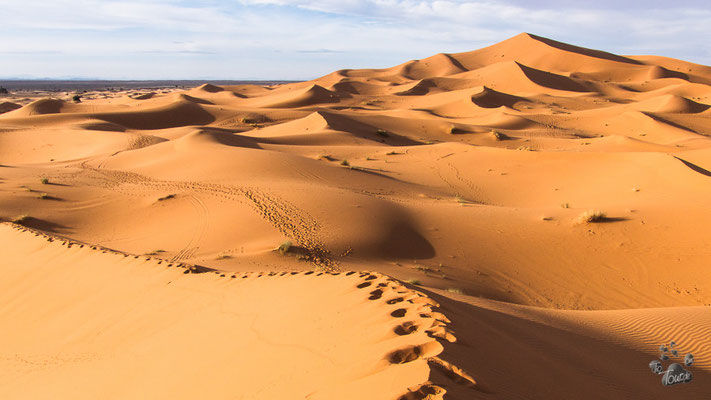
left=648, top=340, right=694, bottom=386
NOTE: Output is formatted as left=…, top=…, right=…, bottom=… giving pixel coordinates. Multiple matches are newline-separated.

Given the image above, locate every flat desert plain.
left=1, top=33, right=710, bottom=399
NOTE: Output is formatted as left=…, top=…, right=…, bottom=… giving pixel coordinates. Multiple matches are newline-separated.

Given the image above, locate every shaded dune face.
left=2, top=32, right=711, bottom=400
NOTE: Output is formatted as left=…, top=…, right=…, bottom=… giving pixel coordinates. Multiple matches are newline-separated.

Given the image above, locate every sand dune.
left=2, top=33, right=711, bottom=398
left=0, top=224, right=456, bottom=399
left=0, top=101, right=22, bottom=114
left=10, top=98, right=70, bottom=116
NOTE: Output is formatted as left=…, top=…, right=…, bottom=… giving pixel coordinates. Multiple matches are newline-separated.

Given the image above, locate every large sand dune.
left=1, top=33, right=711, bottom=398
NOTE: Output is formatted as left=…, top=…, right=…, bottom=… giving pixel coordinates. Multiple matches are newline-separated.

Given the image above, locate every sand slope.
left=0, top=223, right=461, bottom=399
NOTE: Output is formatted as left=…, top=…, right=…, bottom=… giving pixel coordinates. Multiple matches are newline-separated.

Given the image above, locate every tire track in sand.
left=171, top=194, right=209, bottom=262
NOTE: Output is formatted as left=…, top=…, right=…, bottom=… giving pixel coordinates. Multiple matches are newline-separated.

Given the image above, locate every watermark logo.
left=648, top=340, right=695, bottom=386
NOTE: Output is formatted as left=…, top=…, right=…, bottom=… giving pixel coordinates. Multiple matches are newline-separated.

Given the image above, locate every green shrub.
left=578, top=210, right=607, bottom=223
left=277, top=241, right=292, bottom=255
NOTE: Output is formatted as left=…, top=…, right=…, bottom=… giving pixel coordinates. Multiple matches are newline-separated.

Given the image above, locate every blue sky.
left=1, top=0, right=709, bottom=80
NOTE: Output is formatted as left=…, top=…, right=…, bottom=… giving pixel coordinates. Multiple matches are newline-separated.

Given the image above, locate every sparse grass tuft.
left=446, top=287, right=465, bottom=295
left=376, top=129, right=389, bottom=137
left=561, top=203, right=570, bottom=209
left=491, top=130, right=508, bottom=141
left=385, top=151, right=398, bottom=155
left=577, top=210, right=607, bottom=223
left=215, top=254, right=232, bottom=260
left=157, top=194, right=176, bottom=201
left=340, top=159, right=350, bottom=166
left=406, top=279, right=422, bottom=285
left=37, top=193, right=49, bottom=199
left=277, top=241, right=292, bottom=255
left=415, top=265, right=433, bottom=273
left=12, top=215, right=29, bottom=224
left=240, top=115, right=266, bottom=124
left=145, top=249, right=165, bottom=256
left=40, top=178, right=49, bottom=185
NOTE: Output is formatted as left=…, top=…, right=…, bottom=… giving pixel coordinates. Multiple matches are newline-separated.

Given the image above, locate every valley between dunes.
left=1, top=33, right=710, bottom=398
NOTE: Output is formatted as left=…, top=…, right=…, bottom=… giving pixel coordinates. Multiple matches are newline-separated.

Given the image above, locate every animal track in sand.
left=394, top=321, right=419, bottom=335
left=391, top=308, right=408, bottom=318
left=397, top=384, right=446, bottom=400
left=388, top=341, right=443, bottom=364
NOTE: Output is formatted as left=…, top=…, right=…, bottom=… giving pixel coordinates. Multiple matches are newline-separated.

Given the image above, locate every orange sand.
left=1, top=33, right=710, bottom=398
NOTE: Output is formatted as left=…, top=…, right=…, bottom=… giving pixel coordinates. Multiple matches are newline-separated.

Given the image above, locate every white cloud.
left=0, top=0, right=709, bottom=79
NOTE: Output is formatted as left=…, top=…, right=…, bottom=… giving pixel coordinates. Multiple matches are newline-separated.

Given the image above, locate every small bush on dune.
left=340, top=159, right=350, bottom=166
left=145, top=249, right=165, bottom=256
left=405, top=279, right=421, bottom=285
left=578, top=210, right=607, bottom=223
left=455, top=195, right=473, bottom=204
left=376, top=129, right=389, bottom=137
left=491, top=130, right=508, bottom=141
left=12, top=215, right=29, bottom=224
left=277, top=241, right=292, bottom=255
left=157, top=194, right=176, bottom=201
left=40, top=178, right=49, bottom=185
